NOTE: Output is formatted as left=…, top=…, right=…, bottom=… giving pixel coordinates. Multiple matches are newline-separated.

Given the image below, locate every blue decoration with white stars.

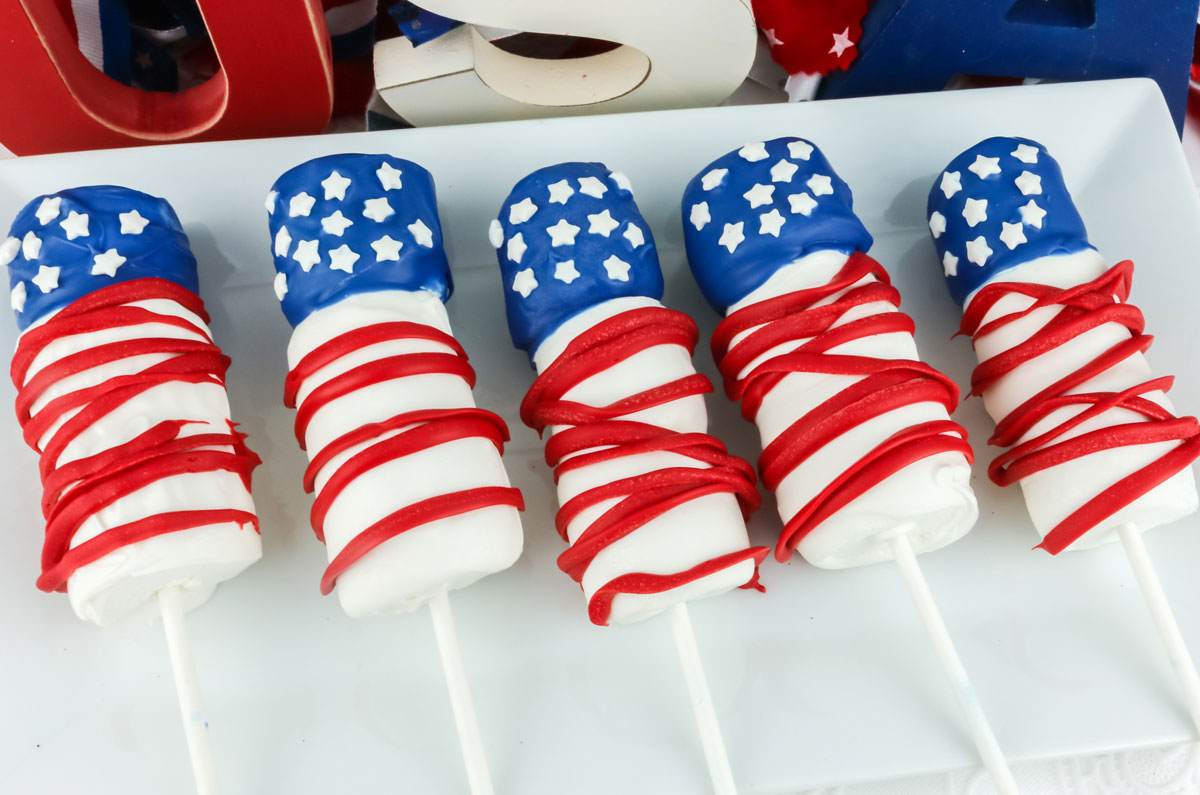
left=493, top=162, right=661, bottom=358
left=927, top=136, right=1093, bottom=306
left=4, top=185, right=199, bottom=330
left=267, top=153, right=451, bottom=327
left=681, top=137, right=873, bottom=314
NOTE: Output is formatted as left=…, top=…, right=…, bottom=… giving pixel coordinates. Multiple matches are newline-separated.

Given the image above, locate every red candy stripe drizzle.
left=960, top=261, right=1200, bottom=554
left=520, top=306, right=767, bottom=626
left=10, top=278, right=260, bottom=593
left=286, top=321, right=524, bottom=594
left=711, top=251, right=973, bottom=562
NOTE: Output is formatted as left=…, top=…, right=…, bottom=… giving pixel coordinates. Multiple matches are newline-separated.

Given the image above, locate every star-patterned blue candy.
left=681, top=137, right=873, bottom=313
left=267, top=154, right=451, bottom=327
left=493, top=162, right=661, bottom=358
left=927, top=136, right=1093, bottom=306
left=4, top=185, right=199, bottom=330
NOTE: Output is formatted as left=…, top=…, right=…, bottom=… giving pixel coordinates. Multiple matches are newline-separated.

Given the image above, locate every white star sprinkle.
left=807, top=174, right=834, bottom=196
left=322, top=171, right=352, bottom=201
left=328, top=244, right=360, bottom=273
left=943, top=251, right=959, bottom=277
left=409, top=219, right=434, bottom=248
left=1011, top=143, right=1039, bottom=164
left=962, top=198, right=988, bottom=227
left=31, top=265, right=59, bottom=294
left=743, top=183, right=775, bottom=208
left=999, top=221, right=1027, bottom=250
left=759, top=209, right=786, bottom=237
left=701, top=169, right=728, bottom=191
left=22, top=232, right=41, bottom=260
left=718, top=222, right=745, bottom=253
left=587, top=209, right=620, bottom=237
left=321, top=210, right=353, bottom=236
left=609, top=171, right=633, bottom=192
left=91, top=248, right=126, bottom=277
left=0, top=236, right=20, bottom=267
left=265, top=191, right=278, bottom=214
left=60, top=211, right=89, bottom=240
left=690, top=202, right=711, bottom=231
left=509, top=197, right=538, bottom=224
left=119, top=209, right=149, bottom=235
left=274, top=226, right=293, bottom=257
left=363, top=197, right=394, bottom=222
left=371, top=235, right=403, bottom=261
left=965, top=236, right=993, bottom=267
left=829, top=27, right=854, bottom=57
left=488, top=219, right=504, bottom=248
left=11, top=282, right=26, bottom=313
left=738, top=142, right=769, bottom=162
left=967, top=155, right=1001, bottom=178
left=548, top=179, right=575, bottom=204
left=602, top=255, right=631, bottom=281
left=289, top=192, right=316, bottom=217
left=546, top=218, right=581, bottom=247
left=789, top=193, right=818, bottom=215
left=554, top=259, right=580, bottom=284
left=512, top=267, right=538, bottom=297
left=928, top=211, right=947, bottom=238
left=623, top=224, right=645, bottom=248
left=1015, top=170, right=1042, bottom=195
left=770, top=159, right=799, bottom=183
left=1018, top=199, right=1047, bottom=228
left=578, top=176, right=607, bottom=198
left=292, top=240, right=321, bottom=272
left=35, top=197, right=61, bottom=225
left=507, top=232, right=527, bottom=263
left=274, top=272, right=288, bottom=301
left=787, top=140, right=814, bottom=160
left=940, top=171, right=962, bottom=198
left=377, top=162, right=403, bottom=190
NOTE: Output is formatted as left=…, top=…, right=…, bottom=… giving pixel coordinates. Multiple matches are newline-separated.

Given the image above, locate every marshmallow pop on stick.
left=267, top=154, right=524, bottom=794
left=681, top=138, right=1017, bottom=794
left=927, top=136, right=1200, bottom=734
left=4, top=186, right=263, bottom=794
left=493, top=163, right=768, bottom=794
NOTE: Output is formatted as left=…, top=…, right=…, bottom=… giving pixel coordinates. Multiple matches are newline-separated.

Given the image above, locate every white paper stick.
left=1116, top=522, right=1200, bottom=736
left=157, top=585, right=219, bottom=795
left=669, top=603, right=738, bottom=795
left=428, top=588, right=495, bottom=795
left=887, top=533, right=1019, bottom=795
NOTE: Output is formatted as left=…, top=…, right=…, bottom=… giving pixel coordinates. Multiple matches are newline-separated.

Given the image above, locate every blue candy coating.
left=4, top=186, right=199, bottom=330
left=927, top=136, right=1093, bottom=305
left=681, top=137, right=873, bottom=313
left=267, top=153, right=451, bottom=326
left=494, top=163, right=662, bottom=358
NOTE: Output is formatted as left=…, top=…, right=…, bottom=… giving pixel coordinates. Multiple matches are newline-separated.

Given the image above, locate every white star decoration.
left=11, top=282, right=26, bottom=313
left=31, top=265, right=59, bottom=294
left=942, top=251, right=959, bottom=277
left=789, top=193, right=818, bottom=216
left=1018, top=199, right=1047, bottom=228
left=274, top=226, right=293, bottom=257
left=91, top=248, right=126, bottom=277
left=718, top=222, right=745, bottom=253
left=743, top=183, right=775, bottom=208
left=60, top=211, right=89, bottom=240
left=965, top=236, right=993, bottom=267
left=289, top=193, right=316, bottom=217
left=328, top=244, right=360, bottom=273
left=35, top=197, right=61, bottom=225
left=548, top=179, right=575, bottom=204
left=321, top=211, right=353, bottom=236
left=578, top=176, right=607, bottom=198
left=554, top=260, right=580, bottom=284
left=967, top=155, right=1001, bottom=178
left=509, top=197, right=538, bottom=224
left=507, top=232, right=527, bottom=263
left=759, top=209, right=786, bottom=237
left=701, top=169, right=728, bottom=191
left=928, top=211, right=947, bottom=238
left=787, top=140, right=814, bottom=160
left=807, top=174, right=834, bottom=196
left=409, top=219, right=434, bottom=248
left=265, top=191, right=278, bottom=214
left=770, top=159, right=799, bottom=183
left=610, top=171, right=633, bottom=192
left=940, top=171, right=962, bottom=199
left=829, top=27, right=854, bottom=57
left=623, top=224, right=645, bottom=248
left=119, top=209, right=149, bottom=235
left=546, top=218, right=581, bottom=247
left=22, top=232, right=41, bottom=260
left=999, top=221, right=1027, bottom=250
left=603, top=255, right=631, bottom=281
left=273, top=272, right=288, bottom=301
left=1015, top=170, right=1042, bottom=195
left=488, top=219, right=504, bottom=248
left=371, top=235, right=403, bottom=261
left=962, top=198, right=988, bottom=227
left=738, top=142, right=769, bottom=162
left=292, top=240, right=321, bottom=272
left=377, top=162, right=403, bottom=190
left=512, top=267, right=538, bottom=297
left=588, top=210, right=620, bottom=237
left=322, top=171, right=352, bottom=201
left=0, top=236, right=20, bottom=267
left=1011, top=143, right=1039, bottom=164
left=690, top=202, right=711, bottom=231
left=363, top=198, right=394, bottom=222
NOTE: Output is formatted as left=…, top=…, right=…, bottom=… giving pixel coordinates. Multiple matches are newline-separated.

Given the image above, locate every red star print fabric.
left=751, top=0, right=872, bottom=75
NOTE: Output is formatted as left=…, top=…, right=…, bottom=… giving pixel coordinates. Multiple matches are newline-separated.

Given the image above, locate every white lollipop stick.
left=1116, top=523, right=1200, bottom=735
left=428, top=588, right=495, bottom=795
left=887, top=532, right=1019, bottom=795
left=669, top=603, right=738, bottom=795
left=157, top=586, right=219, bottom=795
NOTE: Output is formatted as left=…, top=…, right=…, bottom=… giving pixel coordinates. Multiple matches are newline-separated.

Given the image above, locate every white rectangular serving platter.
left=1, top=78, right=1199, bottom=795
